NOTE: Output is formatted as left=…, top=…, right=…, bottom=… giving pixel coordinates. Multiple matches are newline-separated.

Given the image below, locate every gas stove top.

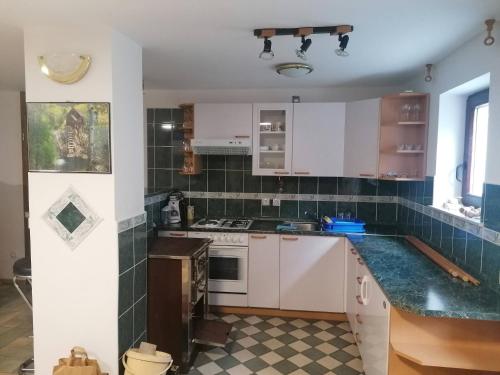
left=191, top=218, right=253, bottom=230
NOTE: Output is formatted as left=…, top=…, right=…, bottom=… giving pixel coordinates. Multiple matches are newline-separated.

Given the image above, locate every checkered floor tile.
left=189, top=314, right=364, bottom=375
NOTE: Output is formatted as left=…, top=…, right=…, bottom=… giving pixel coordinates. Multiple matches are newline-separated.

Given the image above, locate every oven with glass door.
left=188, top=232, right=249, bottom=307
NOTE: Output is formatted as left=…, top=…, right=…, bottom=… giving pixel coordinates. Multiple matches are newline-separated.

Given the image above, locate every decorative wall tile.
left=44, top=187, right=102, bottom=249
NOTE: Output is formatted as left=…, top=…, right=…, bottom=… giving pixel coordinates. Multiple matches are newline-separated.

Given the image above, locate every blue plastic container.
left=322, top=217, right=366, bottom=233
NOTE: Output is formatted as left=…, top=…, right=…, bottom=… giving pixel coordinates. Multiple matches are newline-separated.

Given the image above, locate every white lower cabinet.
left=279, top=236, right=345, bottom=312
left=248, top=234, right=280, bottom=308
left=346, top=240, right=390, bottom=375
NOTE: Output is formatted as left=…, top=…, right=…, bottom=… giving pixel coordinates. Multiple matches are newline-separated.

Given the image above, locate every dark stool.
left=13, top=258, right=34, bottom=374
left=13, top=258, right=32, bottom=310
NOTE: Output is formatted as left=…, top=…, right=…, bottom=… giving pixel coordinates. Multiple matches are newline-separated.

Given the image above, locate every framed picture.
left=27, top=102, right=111, bottom=173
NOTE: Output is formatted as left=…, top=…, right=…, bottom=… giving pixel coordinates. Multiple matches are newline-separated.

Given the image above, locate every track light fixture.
left=335, top=34, right=349, bottom=57
left=296, top=35, right=312, bottom=60
left=254, top=25, right=353, bottom=63
left=259, top=37, right=274, bottom=60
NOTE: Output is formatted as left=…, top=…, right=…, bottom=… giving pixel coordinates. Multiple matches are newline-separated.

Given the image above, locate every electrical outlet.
left=272, top=198, right=281, bottom=207
left=262, top=198, right=270, bottom=206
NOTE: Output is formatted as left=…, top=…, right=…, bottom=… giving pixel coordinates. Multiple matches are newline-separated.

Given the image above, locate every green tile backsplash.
left=397, top=176, right=500, bottom=292
left=118, top=214, right=148, bottom=360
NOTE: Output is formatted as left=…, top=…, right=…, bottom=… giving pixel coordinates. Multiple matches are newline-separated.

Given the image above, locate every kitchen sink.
left=282, top=221, right=320, bottom=231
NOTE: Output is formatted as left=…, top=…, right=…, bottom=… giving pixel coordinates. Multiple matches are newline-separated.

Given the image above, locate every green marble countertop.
left=159, top=219, right=400, bottom=237
left=348, top=235, right=500, bottom=321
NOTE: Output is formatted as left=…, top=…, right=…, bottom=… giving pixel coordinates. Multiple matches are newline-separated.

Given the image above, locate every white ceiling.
left=1, top=0, right=499, bottom=90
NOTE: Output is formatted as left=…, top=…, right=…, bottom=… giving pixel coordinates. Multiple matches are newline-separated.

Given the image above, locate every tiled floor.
left=0, top=282, right=33, bottom=375
left=189, top=314, right=364, bottom=375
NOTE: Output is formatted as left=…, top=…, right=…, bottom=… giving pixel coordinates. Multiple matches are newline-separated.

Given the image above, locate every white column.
left=24, top=26, right=144, bottom=374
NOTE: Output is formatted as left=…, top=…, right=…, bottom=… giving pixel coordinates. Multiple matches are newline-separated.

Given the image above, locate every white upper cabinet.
left=292, top=103, right=346, bottom=177
left=252, top=103, right=293, bottom=176
left=194, top=103, right=252, bottom=139
left=344, top=98, right=381, bottom=178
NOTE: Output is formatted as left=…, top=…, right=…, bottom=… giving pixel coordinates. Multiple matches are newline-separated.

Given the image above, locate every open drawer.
left=193, top=319, right=232, bottom=348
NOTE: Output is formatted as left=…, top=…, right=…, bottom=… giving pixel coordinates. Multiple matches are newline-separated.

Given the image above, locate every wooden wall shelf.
left=179, top=104, right=201, bottom=175
left=378, top=93, right=429, bottom=180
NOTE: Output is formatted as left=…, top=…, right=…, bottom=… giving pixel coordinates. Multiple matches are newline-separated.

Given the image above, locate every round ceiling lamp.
left=275, top=63, right=313, bottom=78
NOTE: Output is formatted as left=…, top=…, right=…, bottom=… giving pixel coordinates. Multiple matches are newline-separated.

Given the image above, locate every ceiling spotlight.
left=296, top=36, right=312, bottom=60
left=259, top=37, right=274, bottom=60
left=335, top=34, right=350, bottom=57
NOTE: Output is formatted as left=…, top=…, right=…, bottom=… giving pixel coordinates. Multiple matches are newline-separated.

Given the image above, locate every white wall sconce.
left=38, top=53, right=92, bottom=84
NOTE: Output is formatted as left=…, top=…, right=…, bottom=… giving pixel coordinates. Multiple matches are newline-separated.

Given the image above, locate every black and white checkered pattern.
left=189, top=314, right=364, bottom=375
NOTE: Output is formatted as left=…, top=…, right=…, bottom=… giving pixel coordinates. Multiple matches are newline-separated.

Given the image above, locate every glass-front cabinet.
left=252, top=103, right=293, bottom=176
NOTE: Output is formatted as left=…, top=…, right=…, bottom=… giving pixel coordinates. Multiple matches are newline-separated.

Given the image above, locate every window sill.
left=432, top=205, right=482, bottom=226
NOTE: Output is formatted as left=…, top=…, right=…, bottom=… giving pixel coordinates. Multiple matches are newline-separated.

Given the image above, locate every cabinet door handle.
left=294, top=171, right=310, bottom=175
left=350, top=248, right=357, bottom=255
left=359, top=173, right=375, bottom=177
left=356, top=295, right=363, bottom=305
left=169, top=233, right=186, bottom=237
left=356, top=276, right=362, bottom=285
left=355, top=332, right=362, bottom=344
left=282, top=237, right=299, bottom=241
left=235, top=135, right=250, bottom=138
left=250, top=235, right=267, bottom=239
left=355, top=314, right=363, bottom=324
left=274, top=171, right=290, bottom=175
left=361, top=276, right=368, bottom=304
left=357, top=258, right=364, bottom=265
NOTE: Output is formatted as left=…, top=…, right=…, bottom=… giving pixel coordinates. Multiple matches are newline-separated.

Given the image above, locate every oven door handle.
left=209, top=254, right=243, bottom=259
left=209, top=245, right=247, bottom=250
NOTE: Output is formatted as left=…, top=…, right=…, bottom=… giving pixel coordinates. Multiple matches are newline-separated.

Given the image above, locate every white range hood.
left=191, top=139, right=252, bottom=155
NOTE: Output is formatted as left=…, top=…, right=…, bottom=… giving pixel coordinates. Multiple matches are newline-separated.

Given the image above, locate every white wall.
left=143, top=86, right=402, bottom=108
left=112, top=31, right=144, bottom=221
left=0, top=90, right=24, bottom=279
left=404, top=29, right=500, bottom=185
left=434, top=93, right=466, bottom=206
left=24, top=26, right=143, bottom=375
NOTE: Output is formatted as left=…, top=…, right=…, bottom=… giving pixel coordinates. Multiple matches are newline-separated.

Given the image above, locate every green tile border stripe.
left=398, top=197, right=500, bottom=246
left=118, top=212, right=147, bottom=233
left=183, top=191, right=397, bottom=203
left=144, top=192, right=168, bottom=206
